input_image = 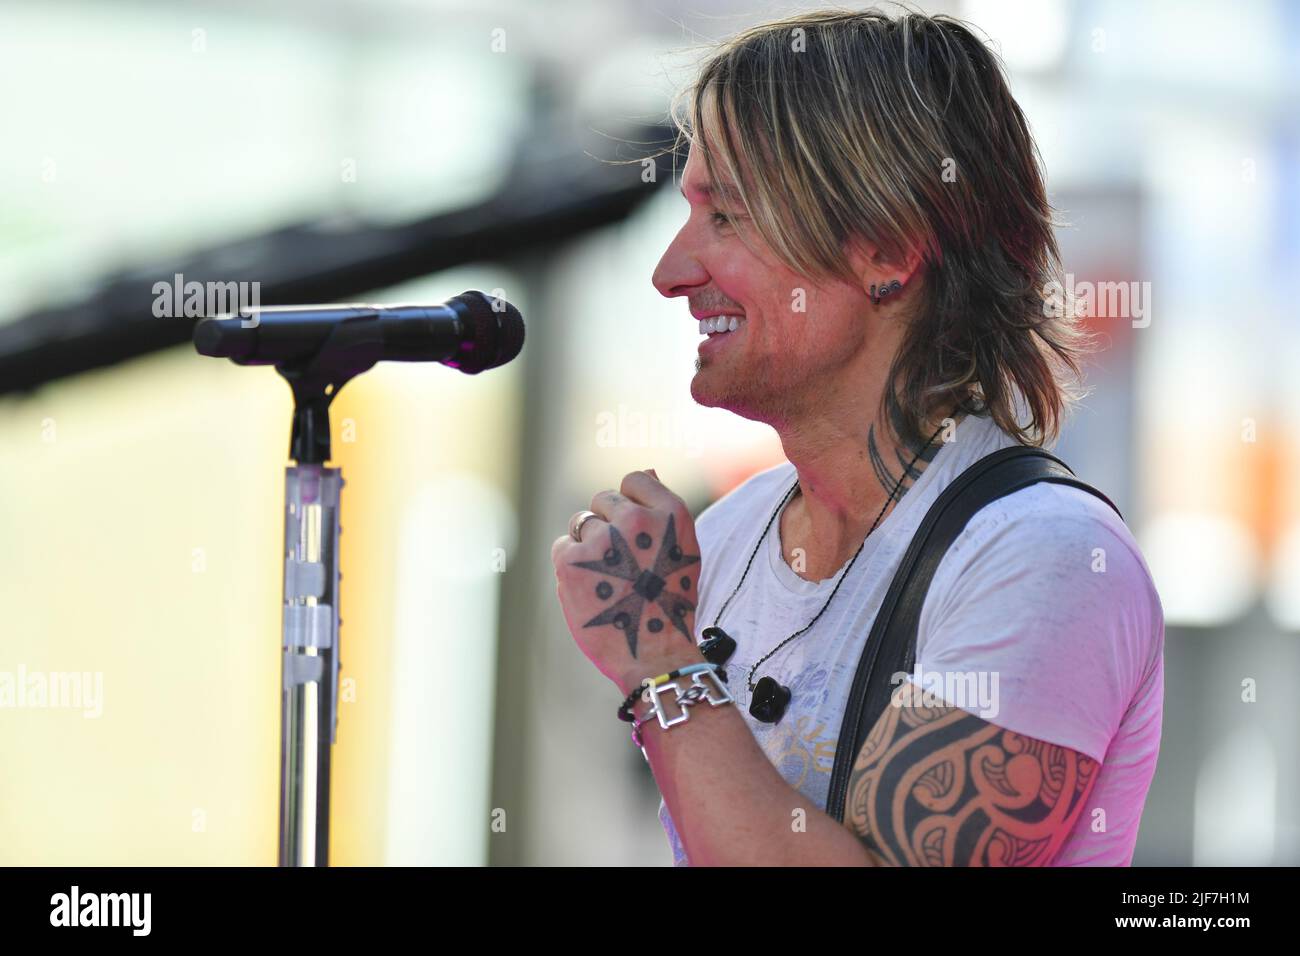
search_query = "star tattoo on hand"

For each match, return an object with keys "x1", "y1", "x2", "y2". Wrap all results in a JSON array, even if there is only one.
[{"x1": 569, "y1": 513, "x2": 700, "y2": 657}]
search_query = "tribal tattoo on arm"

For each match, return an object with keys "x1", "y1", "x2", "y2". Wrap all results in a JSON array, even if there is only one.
[
  {"x1": 846, "y1": 680, "x2": 1101, "y2": 866},
  {"x1": 568, "y1": 514, "x2": 700, "y2": 658}
]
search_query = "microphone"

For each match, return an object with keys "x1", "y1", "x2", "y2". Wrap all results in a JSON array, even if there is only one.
[{"x1": 192, "y1": 290, "x2": 524, "y2": 375}]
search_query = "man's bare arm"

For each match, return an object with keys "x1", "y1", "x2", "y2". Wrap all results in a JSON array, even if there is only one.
[{"x1": 846, "y1": 680, "x2": 1101, "y2": 866}]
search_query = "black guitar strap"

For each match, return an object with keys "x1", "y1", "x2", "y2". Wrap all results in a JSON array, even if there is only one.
[{"x1": 823, "y1": 444, "x2": 1125, "y2": 823}]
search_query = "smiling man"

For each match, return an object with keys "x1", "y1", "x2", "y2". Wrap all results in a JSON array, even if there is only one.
[{"x1": 551, "y1": 7, "x2": 1164, "y2": 866}]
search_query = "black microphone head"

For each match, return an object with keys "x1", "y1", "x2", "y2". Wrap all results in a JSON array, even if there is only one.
[{"x1": 446, "y1": 291, "x2": 525, "y2": 374}]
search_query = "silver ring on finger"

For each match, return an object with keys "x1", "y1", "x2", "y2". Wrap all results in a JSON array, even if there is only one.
[{"x1": 569, "y1": 510, "x2": 600, "y2": 542}]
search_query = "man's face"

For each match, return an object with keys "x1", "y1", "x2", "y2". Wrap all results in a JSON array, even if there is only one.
[{"x1": 651, "y1": 143, "x2": 881, "y2": 428}]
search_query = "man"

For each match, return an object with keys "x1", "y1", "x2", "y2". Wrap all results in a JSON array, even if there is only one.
[{"x1": 551, "y1": 8, "x2": 1163, "y2": 866}]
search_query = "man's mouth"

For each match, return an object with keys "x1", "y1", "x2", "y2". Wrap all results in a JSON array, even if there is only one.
[
  {"x1": 697, "y1": 315, "x2": 746, "y2": 359},
  {"x1": 698, "y1": 315, "x2": 747, "y2": 337}
]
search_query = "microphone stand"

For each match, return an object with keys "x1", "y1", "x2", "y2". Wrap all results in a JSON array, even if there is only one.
[
  {"x1": 192, "y1": 290, "x2": 524, "y2": 866},
  {"x1": 275, "y1": 355, "x2": 360, "y2": 867}
]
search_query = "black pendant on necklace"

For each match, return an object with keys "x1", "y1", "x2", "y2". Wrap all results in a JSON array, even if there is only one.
[
  {"x1": 699, "y1": 626, "x2": 737, "y2": 684},
  {"x1": 699, "y1": 626, "x2": 736, "y2": 659},
  {"x1": 749, "y1": 676, "x2": 792, "y2": 724},
  {"x1": 701, "y1": 625, "x2": 789, "y2": 720}
]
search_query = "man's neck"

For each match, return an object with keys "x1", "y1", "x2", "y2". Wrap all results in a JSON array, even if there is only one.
[{"x1": 777, "y1": 392, "x2": 969, "y2": 582}]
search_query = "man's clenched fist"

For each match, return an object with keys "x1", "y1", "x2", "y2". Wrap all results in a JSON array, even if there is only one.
[{"x1": 551, "y1": 469, "x2": 707, "y2": 696}]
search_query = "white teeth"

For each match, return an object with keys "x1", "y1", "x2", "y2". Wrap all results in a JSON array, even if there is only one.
[{"x1": 698, "y1": 315, "x2": 745, "y2": 335}]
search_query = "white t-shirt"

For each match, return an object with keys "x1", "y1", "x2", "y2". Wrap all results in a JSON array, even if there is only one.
[{"x1": 657, "y1": 411, "x2": 1165, "y2": 866}]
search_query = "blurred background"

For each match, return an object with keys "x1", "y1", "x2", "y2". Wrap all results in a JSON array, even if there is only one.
[{"x1": 0, "y1": 0, "x2": 1297, "y2": 865}]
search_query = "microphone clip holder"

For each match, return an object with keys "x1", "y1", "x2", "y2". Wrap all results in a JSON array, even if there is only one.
[{"x1": 277, "y1": 338, "x2": 380, "y2": 467}]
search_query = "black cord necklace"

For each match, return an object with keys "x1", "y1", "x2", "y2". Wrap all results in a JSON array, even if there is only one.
[{"x1": 698, "y1": 414, "x2": 953, "y2": 725}]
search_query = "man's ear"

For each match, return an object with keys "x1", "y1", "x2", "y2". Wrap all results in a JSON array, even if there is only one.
[
  {"x1": 844, "y1": 234, "x2": 924, "y2": 295},
  {"x1": 891, "y1": 245, "x2": 925, "y2": 287}
]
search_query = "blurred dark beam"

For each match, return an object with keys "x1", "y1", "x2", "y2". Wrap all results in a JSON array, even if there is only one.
[{"x1": 0, "y1": 121, "x2": 680, "y2": 396}]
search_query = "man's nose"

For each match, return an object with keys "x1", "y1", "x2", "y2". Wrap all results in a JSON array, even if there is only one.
[{"x1": 652, "y1": 226, "x2": 709, "y2": 300}]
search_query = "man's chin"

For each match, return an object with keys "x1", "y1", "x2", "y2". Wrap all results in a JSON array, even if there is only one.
[
  {"x1": 690, "y1": 368, "x2": 781, "y2": 425},
  {"x1": 689, "y1": 371, "x2": 742, "y2": 415},
  {"x1": 689, "y1": 369, "x2": 720, "y2": 408}
]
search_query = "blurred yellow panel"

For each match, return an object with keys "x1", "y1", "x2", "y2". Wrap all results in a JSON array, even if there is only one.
[{"x1": 0, "y1": 345, "x2": 285, "y2": 864}]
